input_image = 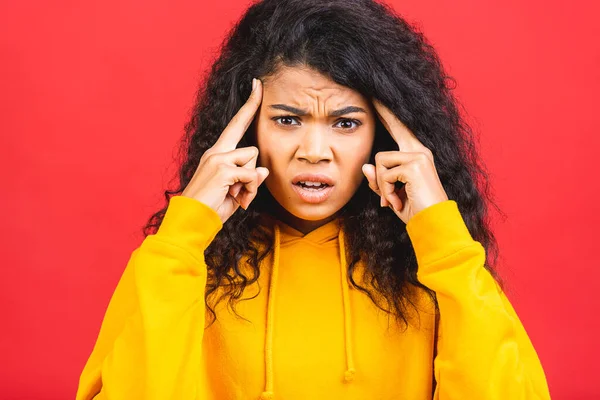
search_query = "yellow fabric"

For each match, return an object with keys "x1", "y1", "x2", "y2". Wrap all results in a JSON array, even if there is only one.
[{"x1": 76, "y1": 195, "x2": 550, "y2": 400}]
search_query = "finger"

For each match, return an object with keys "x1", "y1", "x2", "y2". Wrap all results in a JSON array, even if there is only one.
[
  {"x1": 393, "y1": 184, "x2": 407, "y2": 212},
  {"x1": 218, "y1": 145, "x2": 259, "y2": 205},
  {"x1": 213, "y1": 147, "x2": 259, "y2": 201},
  {"x1": 220, "y1": 164, "x2": 258, "y2": 190},
  {"x1": 247, "y1": 167, "x2": 270, "y2": 209},
  {"x1": 380, "y1": 165, "x2": 407, "y2": 211},
  {"x1": 374, "y1": 153, "x2": 392, "y2": 207},
  {"x1": 375, "y1": 151, "x2": 429, "y2": 207},
  {"x1": 361, "y1": 164, "x2": 382, "y2": 196},
  {"x1": 230, "y1": 193, "x2": 242, "y2": 207},
  {"x1": 213, "y1": 78, "x2": 263, "y2": 152},
  {"x1": 229, "y1": 182, "x2": 243, "y2": 198},
  {"x1": 372, "y1": 98, "x2": 427, "y2": 153},
  {"x1": 235, "y1": 170, "x2": 259, "y2": 209},
  {"x1": 235, "y1": 147, "x2": 259, "y2": 206},
  {"x1": 374, "y1": 150, "x2": 430, "y2": 169},
  {"x1": 238, "y1": 167, "x2": 269, "y2": 210},
  {"x1": 220, "y1": 165, "x2": 258, "y2": 210},
  {"x1": 215, "y1": 146, "x2": 259, "y2": 168}
]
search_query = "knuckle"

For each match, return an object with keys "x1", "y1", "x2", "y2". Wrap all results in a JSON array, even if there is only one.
[
  {"x1": 417, "y1": 151, "x2": 430, "y2": 162},
  {"x1": 382, "y1": 169, "x2": 392, "y2": 181},
  {"x1": 201, "y1": 149, "x2": 213, "y2": 161},
  {"x1": 229, "y1": 113, "x2": 241, "y2": 127},
  {"x1": 216, "y1": 163, "x2": 228, "y2": 174},
  {"x1": 246, "y1": 169, "x2": 257, "y2": 183},
  {"x1": 409, "y1": 162, "x2": 421, "y2": 174},
  {"x1": 205, "y1": 149, "x2": 221, "y2": 163}
]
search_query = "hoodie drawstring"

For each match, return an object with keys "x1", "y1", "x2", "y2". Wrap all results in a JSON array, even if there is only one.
[
  {"x1": 259, "y1": 224, "x2": 280, "y2": 400},
  {"x1": 259, "y1": 223, "x2": 354, "y2": 400},
  {"x1": 339, "y1": 227, "x2": 356, "y2": 383}
]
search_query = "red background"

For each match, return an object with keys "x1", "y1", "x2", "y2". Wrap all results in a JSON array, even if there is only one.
[{"x1": 1, "y1": 0, "x2": 598, "y2": 398}]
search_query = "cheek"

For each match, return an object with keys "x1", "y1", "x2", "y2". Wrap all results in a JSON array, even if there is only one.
[
  {"x1": 343, "y1": 135, "x2": 374, "y2": 165},
  {"x1": 256, "y1": 139, "x2": 287, "y2": 176},
  {"x1": 256, "y1": 122, "x2": 292, "y2": 169},
  {"x1": 341, "y1": 135, "x2": 374, "y2": 189},
  {"x1": 255, "y1": 121, "x2": 272, "y2": 165},
  {"x1": 360, "y1": 131, "x2": 376, "y2": 166}
]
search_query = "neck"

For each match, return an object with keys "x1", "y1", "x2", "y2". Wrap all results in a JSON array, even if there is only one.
[{"x1": 262, "y1": 189, "x2": 340, "y2": 235}]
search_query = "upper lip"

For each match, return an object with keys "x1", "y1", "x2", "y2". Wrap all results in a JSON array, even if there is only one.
[{"x1": 292, "y1": 173, "x2": 335, "y2": 186}]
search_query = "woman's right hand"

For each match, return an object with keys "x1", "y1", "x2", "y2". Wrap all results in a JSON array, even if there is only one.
[{"x1": 181, "y1": 78, "x2": 269, "y2": 224}]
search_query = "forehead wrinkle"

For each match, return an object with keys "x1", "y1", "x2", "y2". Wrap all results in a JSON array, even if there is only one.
[
  {"x1": 295, "y1": 88, "x2": 358, "y2": 116},
  {"x1": 263, "y1": 68, "x2": 367, "y2": 115}
]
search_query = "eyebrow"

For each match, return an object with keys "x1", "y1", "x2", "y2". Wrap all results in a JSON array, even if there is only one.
[{"x1": 268, "y1": 104, "x2": 367, "y2": 117}]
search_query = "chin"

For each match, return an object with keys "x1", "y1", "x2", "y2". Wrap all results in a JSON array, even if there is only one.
[{"x1": 285, "y1": 203, "x2": 340, "y2": 221}]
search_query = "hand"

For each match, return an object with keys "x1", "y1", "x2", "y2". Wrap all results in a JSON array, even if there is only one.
[
  {"x1": 362, "y1": 99, "x2": 449, "y2": 224},
  {"x1": 181, "y1": 78, "x2": 269, "y2": 224}
]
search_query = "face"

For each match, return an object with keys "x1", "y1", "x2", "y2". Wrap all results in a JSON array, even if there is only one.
[{"x1": 254, "y1": 65, "x2": 376, "y2": 232}]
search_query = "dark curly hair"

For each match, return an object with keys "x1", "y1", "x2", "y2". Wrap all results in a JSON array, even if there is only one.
[{"x1": 143, "y1": 0, "x2": 504, "y2": 330}]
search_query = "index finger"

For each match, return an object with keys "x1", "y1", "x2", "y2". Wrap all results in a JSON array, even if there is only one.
[
  {"x1": 213, "y1": 78, "x2": 263, "y2": 152},
  {"x1": 372, "y1": 98, "x2": 425, "y2": 152}
]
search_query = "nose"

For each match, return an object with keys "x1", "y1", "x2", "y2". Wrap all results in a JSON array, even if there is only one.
[{"x1": 295, "y1": 124, "x2": 333, "y2": 164}]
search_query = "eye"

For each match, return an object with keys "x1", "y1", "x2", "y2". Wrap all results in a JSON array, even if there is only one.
[
  {"x1": 272, "y1": 116, "x2": 301, "y2": 126},
  {"x1": 271, "y1": 116, "x2": 362, "y2": 131},
  {"x1": 334, "y1": 118, "x2": 362, "y2": 131}
]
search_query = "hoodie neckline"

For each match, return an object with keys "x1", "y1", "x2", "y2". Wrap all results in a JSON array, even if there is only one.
[{"x1": 258, "y1": 213, "x2": 342, "y2": 246}]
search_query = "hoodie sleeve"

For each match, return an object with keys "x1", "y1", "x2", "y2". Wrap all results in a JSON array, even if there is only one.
[
  {"x1": 76, "y1": 195, "x2": 223, "y2": 400},
  {"x1": 405, "y1": 200, "x2": 551, "y2": 400}
]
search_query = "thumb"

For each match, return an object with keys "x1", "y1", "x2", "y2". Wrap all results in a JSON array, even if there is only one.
[
  {"x1": 239, "y1": 167, "x2": 269, "y2": 210},
  {"x1": 256, "y1": 167, "x2": 269, "y2": 185},
  {"x1": 230, "y1": 182, "x2": 243, "y2": 198},
  {"x1": 362, "y1": 164, "x2": 379, "y2": 194}
]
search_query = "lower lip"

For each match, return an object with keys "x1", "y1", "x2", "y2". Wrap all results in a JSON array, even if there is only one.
[{"x1": 291, "y1": 183, "x2": 334, "y2": 204}]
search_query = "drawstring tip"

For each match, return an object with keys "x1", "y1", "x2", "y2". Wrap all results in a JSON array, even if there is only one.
[
  {"x1": 344, "y1": 368, "x2": 356, "y2": 383},
  {"x1": 259, "y1": 391, "x2": 274, "y2": 400}
]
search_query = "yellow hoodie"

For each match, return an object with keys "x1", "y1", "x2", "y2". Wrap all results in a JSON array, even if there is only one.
[{"x1": 76, "y1": 195, "x2": 550, "y2": 399}]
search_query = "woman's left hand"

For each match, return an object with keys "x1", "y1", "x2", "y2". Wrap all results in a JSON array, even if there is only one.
[{"x1": 362, "y1": 99, "x2": 449, "y2": 224}]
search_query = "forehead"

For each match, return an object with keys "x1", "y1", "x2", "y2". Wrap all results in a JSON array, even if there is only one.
[{"x1": 263, "y1": 65, "x2": 367, "y2": 106}]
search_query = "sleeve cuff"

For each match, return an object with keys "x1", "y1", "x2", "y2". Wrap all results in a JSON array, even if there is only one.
[
  {"x1": 405, "y1": 200, "x2": 476, "y2": 267},
  {"x1": 154, "y1": 195, "x2": 223, "y2": 261}
]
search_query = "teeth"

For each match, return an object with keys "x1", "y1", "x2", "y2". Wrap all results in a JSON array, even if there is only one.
[{"x1": 299, "y1": 181, "x2": 326, "y2": 187}]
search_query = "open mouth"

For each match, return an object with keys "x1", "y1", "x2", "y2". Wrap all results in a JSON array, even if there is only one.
[
  {"x1": 291, "y1": 181, "x2": 334, "y2": 203},
  {"x1": 294, "y1": 182, "x2": 331, "y2": 191}
]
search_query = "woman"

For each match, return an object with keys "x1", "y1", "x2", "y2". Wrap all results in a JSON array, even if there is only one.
[{"x1": 76, "y1": 0, "x2": 550, "y2": 399}]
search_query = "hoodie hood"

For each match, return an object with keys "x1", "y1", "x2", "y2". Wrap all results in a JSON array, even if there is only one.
[{"x1": 257, "y1": 214, "x2": 355, "y2": 399}]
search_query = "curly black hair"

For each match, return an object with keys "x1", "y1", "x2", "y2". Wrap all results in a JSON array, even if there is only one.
[{"x1": 143, "y1": 0, "x2": 504, "y2": 330}]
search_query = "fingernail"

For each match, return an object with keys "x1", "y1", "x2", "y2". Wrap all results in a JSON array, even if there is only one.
[{"x1": 252, "y1": 78, "x2": 257, "y2": 92}]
